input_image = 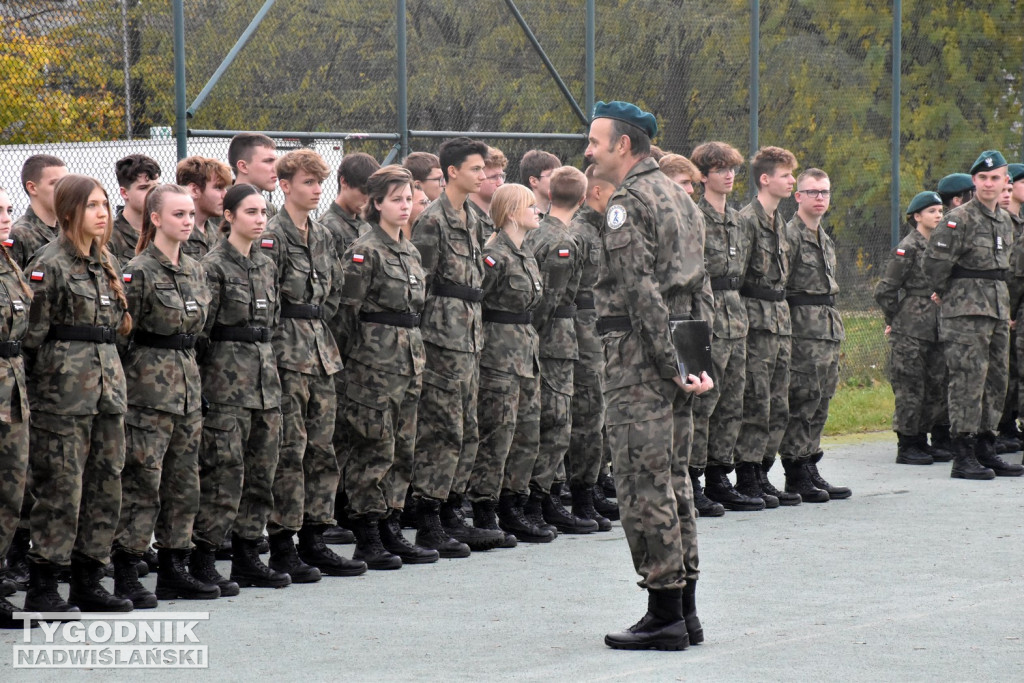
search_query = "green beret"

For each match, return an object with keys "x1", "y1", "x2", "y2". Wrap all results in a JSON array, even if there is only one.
[
  {"x1": 937, "y1": 173, "x2": 974, "y2": 196},
  {"x1": 592, "y1": 100, "x2": 658, "y2": 139},
  {"x1": 969, "y1": 149, "x2": 1007, "y2": 175},
  {"x1": 1009, "y1": 163, "x2": 1024, "y2": 183},
  {"x1": 906, "y1": 191, "x2": 942, "y2": 215}
]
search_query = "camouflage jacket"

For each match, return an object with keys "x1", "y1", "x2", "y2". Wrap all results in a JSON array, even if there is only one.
[
  {"x1": 596, "y1": 157, "x2": 708, "y2": 389},
  {"x1": 569, "y1": 205, "x2": 604, "y2": 367},
  {"x1": 410, "y1": 192, "x2": 485, "y2": 353},
  {"x1": 874, "y1": 229, "x2": 939, "y2": 342},
  {"x1": 1008, "y1": 211, "x2": 1024, "y2": 320},
  {"x1": 469, "y1": 200, "x2": 496, "y2": 242},
  {"x1": 199, "y1": 239, "x2": 281, "y2": 409},
  {"x1": 122, "y1": 244, "x2": 208, "y2": 415},
  {"x1": 181, "y1": 219, "x2": 223, "y2": 261},
  {"x1": 924, "y1": 198, "x2": 1013, "y2": 322},
  {"x1": 699, "y1": 196, "x2": 751, "y2": 340},
  {"x1": 8, "y1": 207, "x2": 58, "y2": 269},
  {"x1": 261, "y1": 209, "x2": 343, "y2": 376},
  {"x1": 480, "y1": 230, "x2": 543, "y2": 377},
  {"x1": 0, "y1": 250, "x2": 31, "y2": 423},
  {"x1": 108, "y1": 208, "x2": 141, "y2": 268},
  {"x1": 739, "y1": 197, "x2": 792, "y2": 335},
  {"x1": 334, "y1": 223, "x2": 426, "y2": 377},
  {"x1": 320, "y1": 201, "x2": 372, "y2": 259},
  {"x1": 23, "y1": 235, "x2": 128, "y2": 416},
  {"x1": 784, "y1": 215, "x2": 845, "y2": 342},
  {"x1": 525, "y1": 214, "x2": 581, "y2": 361}
]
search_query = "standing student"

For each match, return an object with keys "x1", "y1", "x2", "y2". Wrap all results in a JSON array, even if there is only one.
[
  {"x1": 937, "y1": 173, "x2": 974, "y2": 211},
  {"x1": 659, "y1": 154, "x2": 700, "y2": 197},
  {"x1": 8, "y1": 155, "x2": 68, "y2": 269},
  {"x1": 109, "y1": 155, "x2": 161, "y2": 267},
  {"x1": 520, "y1": 150, "x2": 560, "y2": 217},
  {"x1": 468, "y1": 146, "x2": 508, "y2": 241},
  {"x1": 403, "y1": 152, "x2": 445, "y2": 202},
  {"x1": 228, "y1": 133, "x2": 279, "y2": 217},
  {"x1": 1008, "y1": 165, "x2": 1024, "y2": 448},
  {"x1": 177, "y1": 157, "x2": 231, "y2": 260}
]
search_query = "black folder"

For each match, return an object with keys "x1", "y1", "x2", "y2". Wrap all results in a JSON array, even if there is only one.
[{"x1": 669, "y1": 319, "x2": 712, "y2": 379}]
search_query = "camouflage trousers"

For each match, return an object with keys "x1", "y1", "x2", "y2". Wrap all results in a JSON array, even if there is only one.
[
  {"x1": 412, "y1": 343, "x2": 479, "y2": 501},
  {"x1": 530, "y1": 359, "x2": 574, "y2": 493},
  {"x1": 940, "y1": 315, "x2": 1009, "y2": 435},
  {"x1": 567, "y1": 361, "x2": 605, "y2": 487},
  {"x1": 28, "y1": 412, "x2": 125, "y2": 566},
  {"x1": 606, "y1": 380, "x2": 698, "y2": 590},
  {"x1": 0, "y1": 416, "x2": 29, "y2": 557},
  {"x1": 886, "y1": 333, "x2": 947, "y2": 435},
  {"x1": 114, "y1": 406, "x2": 201, "y2": 554},
  {"x1": 470, "y1": 367, "x2": 540, "y2": 502},
  {"x1": 194, "y1": 404, "x2": 280, "y2": 546},
  {"x1": 1003, "y1": 327, "x2": 1018, "y2": 426},
  {"x1": 1016, "y1": 325, "x2": 1024, "y2": 418},
  {"x1": 340, "y1": 360, "x2": 421, "y2": 517},
  {"x1": 690, "y1": 335, "x2": 746, "y2": 469},
  {"x1": 736, "y1": 329, "x2": 791, "y2": 463},
  {"x1": 780, "y1": 339, "x2": 840, "y2": 459}
]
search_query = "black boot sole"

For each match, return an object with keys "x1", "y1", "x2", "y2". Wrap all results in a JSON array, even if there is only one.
[
  {"x1": 604, "y1": 629, "x2": 690, "y2": 651},
  {"x1": 117, "y1": 592, "x2": 158, "y2": 609},
  {"x1": 388, "y1": 550, "x2": 439, "y2": 564},
  {"x1": 896, "y1": 456, "x2": 934, "y2": 465},
  {"x1": 414, "y1": 534, "x2": 471, "y2": 558},
  {"x1": 707, "y1": 495, "x2": 766, "y2": 512},
  {"x1": 695, "y1": 504, "x2": 725, "y2": 517},
  {"x1": 951, "y1": 470, "x2": 996, "y2": 480},
  {"x1": 68, "y1": 597, "x2": 134, "y2": 612},
  {"x1": 154, "y1": 586, "x2": 220, "y2": 600},
  {"x1": 786, "y1": 489, "x2": 829, "y2": 503},
  {"x1": 231, "y1": 573, "x2": 291, "y2": 588}
]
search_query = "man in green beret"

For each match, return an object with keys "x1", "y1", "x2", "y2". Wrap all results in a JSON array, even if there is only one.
[
  {"x1": 937, "y1": 173, "x2": 975, "y2": 211},
  {"x1": 586, "y1": 100, "x2": 712, "y2": 651},
  {"x1": 924, "y1": 150, "x2": 1024, "y2": 479}
]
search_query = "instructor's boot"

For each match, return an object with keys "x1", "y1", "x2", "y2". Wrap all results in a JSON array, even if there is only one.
[
  {"x1": 682, "y1": 579, "x2": 704, "y2": 645},
  {"x1": 231, "y1": 533, "x2": 291, "y2": 588},
  {"x1": 189, "y1": 540, "x2": 240, "y2": 596},
  {"x1": 298, "y1": 523, "x2": 368, "y2": 576},
  {"x1": 896, "y1": 433, "x2": 933, "y2": 465},
  {"x1": 569, "y1": 482, "x2": 612, "y2": 531},
  {"x1": 734, "y1": 462, "x2": 779, "y2": 509},
  {"x1": 68, "y1": 557, "x2": 133, "y2": 612},
  {"x1": 439, "y1": 494, "x2": 505, "y2": 551},
  {"x1": 414, "y1": 498, "x2": 471, "y2": 558},
  {"x1": 497, "y1": 493, "x2": 555, "y2": 543},
  {"x1": 542, "y1": 483, "x2": 598, "y2": 534},
  {"x1": 762, "y1": 458, "x2": 802, "y2": 505},
  {"x1": 592, "y1": 483, "x2": 620, "y2": 520},
  {"x1": 782, "y1": 457, "x2": 829, "y2": 503},
  {"x1": 974, "y1": 432, "x2": 1024, "y2": 477},
  {"x1": 155, "y1": 549, "x2": 220, "y2": 600},
  {"x1": 687, "y1": 467, "x2": 725, "y2": 518},
  {"x1": 379, "y1": 510, "x2": 438, "y2": 564},
  {"x1": 703, "y1": 465, "x2": 765, "y2": 511},
  {"x1": 350, "y1": 516, "x2": 402, "y2": 570},
  {"x1": 604, "y1": 588, "x2": 689, "y2": 651},
  {"x1": 24, "y1": 561, "x2": 79, "y2": 616},
  {"x1": 112, "y1": 549, "x2": 157, "y2": 609},
  {"x1": 808, "y1": 451, "x2": 852, "y2": 498},
  {"x1": 950, "y1": 434, "x2": 996, "y2": 480},
  {"x1": 471, "y1": 499, "x2": 518, "y2": 547}
]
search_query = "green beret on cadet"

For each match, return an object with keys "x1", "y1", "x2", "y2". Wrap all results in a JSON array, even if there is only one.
[
  {"x1": 592, "y1": 100, "x2": 658, "y2": 139},
  {"x1": 937, "y1": 173, "x2": 974, "y2": 196},
  {"x1": 906, "y1": 191, "x2": 942, "y2": 216},
  {"x1": 1008, "y1": 163, "x2": 1024, "y2": 183},
  {"x1": 969, "y1": 149, "x2": 1007, "y2": 175}
]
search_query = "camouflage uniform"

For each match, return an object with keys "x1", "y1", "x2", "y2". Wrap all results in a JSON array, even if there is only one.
[
  {"x1": 108, "y1": 209, "x2": 141, "y2": 268},
  {"x1": 779, "y1": 216, "x2": 845, "y2": 459},
  {"x1": 567, "y1": 205, "x2": 606, "y2": 487},
  {"x1": 469, "y1": 201, "x2": 496, "y2": 242},
  {"x1": 690, "y1": 196, "x2": 752, "y2": 469},
  {"x1": 1010, "y1": 212, "x2": 1024, "y2": 417},
  {"x1": 1003, "y1": 211, "x2": 1024, "y2": 426},
  {"x1": 23, "y1": 236, "x2": 129, "y2": 566},
  {"x1": 596, "y1": 157, "x2": 702, "y2": 590},
  {"x1": 333, "y1": 225, "x2": 426, "y2": 517},
  {"x1": 114, "y1": 244, "x2": 208, "y2": 554},
  {"x1": 735, "y1": 198, "x2": 793, "y2": 464},
  {"x1": 261, "y1": 210, "x2": 344, "y2": 533},
  {"x1": 409, "y1": 193, "x2": 485, "y2": 502},
  {"x1": 0, "y1": 251, "x2": 31, "y2": 558},
  {"x1": 525, "y1": 215, "x2": 582, "y2": 492},
  {"x1": 874, "y1": 229, "x2": 947, "y2": 436},
  {"x1": 8, "y1": 207, "x2": 58, "y2": 269},
  {"x1": 925, "y1": 199, "x2": 1013, "y2": 434},
  {"x1": 469, "y1": 231, "x2": 543, "y2": 501},
  {"x1": 195, "y1": 239, "x2": 281, "y2": 546},
  {"x1": 320, "y1": 201, "x2": 372, "y2": 257},
  {"x1": 180, "y1": 219, "x2": 222, "y2": 260}
]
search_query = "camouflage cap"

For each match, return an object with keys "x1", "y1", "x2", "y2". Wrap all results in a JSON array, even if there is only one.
[
  {"x1": 906, "y1": 191, "x2": 942, "y2": 215},
  {"x1": 969, "y1": 149, "x2": 1007, "y2": 175},
  {"x1": 592, "y1": 101, "x2": 658, "y2": 139},
  {"x1": 937, "y1": 173, "x2": 974, "y2": 196},
  {"x1": 1008, "y1": 163, "x2": 1024, "y2": 183}
]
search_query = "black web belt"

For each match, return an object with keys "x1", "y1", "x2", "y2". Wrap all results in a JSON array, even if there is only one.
[
  {"x1": 949, "y1": 266, "x2": 1006, "y2": 281},
  {"x1": 0, "y1": 340, "x2": 22, "y2": 357},
  {"x1": 739, "y1": 283, "x2": 786, "y2": 301},
  {"x1": 133, "y1": 331, "x2": 198, "y2": 350},
  {"x1": 210, "y1": 325, "x2": 272, "y2": 343},
  {"x1": 359, "y1": 311, "x2": 421, "y2": 328},
  {"x1": 786, "y1": 293, "x2": 836, "y2": 307},
  {"x1": 552, "y1": 304, "x2": 577, "y2": 319},
  {"x1": 47, "y1": 324, "x2": 116, "y2": 344},
  {"x1": 482, "y1": 310, "x2": 533, "y2": 324},
  {"x1": 711, "y1": 276, "x2": 741, "y2": 291},
  {"x1": 280, "y1": 303, "x2": 322, "y2": 319},
  {"x1": 574, "y1": 292, "x2": 595, "y2": 310},
  {"x1": 597, "y1": 314, "x2": 690, "y2": 334},
  {"x1": 431, "y1": 282, "x2": 485, "y2": 302}
]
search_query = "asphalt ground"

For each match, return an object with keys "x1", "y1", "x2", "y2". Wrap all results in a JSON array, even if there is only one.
[{"x1": 3, "y1": 431, "x2": 1024, "y2": 682}]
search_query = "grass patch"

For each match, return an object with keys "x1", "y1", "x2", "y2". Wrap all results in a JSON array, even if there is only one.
[
  {"x1": 824, "y1": 379, "x2": 894, "y2": 436},
  {"x1": 839, "y1": 311, "x2": 887, "y2": 385}
]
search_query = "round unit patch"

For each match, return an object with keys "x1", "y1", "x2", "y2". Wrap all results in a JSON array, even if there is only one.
[{"x1": 607, "y1": 204, "x2": 627, "y2": 230}]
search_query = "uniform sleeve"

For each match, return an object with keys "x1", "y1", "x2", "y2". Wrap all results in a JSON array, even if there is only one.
[
  {"x1": 196, "y1": 262, "x2": 222, "y2": 363},
  {"x1": 529, "y1": 234, "x2": 560, "y2": 334},
  {"x1": 1009, "y1": 238, "x2": 1024, "y2": 316},
  {"x1": 120, "y1": 266, "x2": 144, "y2": 357},
  {"x1": 259, "y1": 230, "x2": 285, "y2": 285},
  {"x1": 693, "y1": 271, "x2": 715, "y2": 328},
  {"x1": 331, "y1": 245, "x2": 372, "y2": 358},
  {"x1": 410, "y1": 214, "x2": 442, "y2": 289},
  {"x1": 923, "y1": 222, "x2": 963, "y2": 294},
  {"x1": 322, "y1": 236, "x2": 344, "y2": 321},
  {"x1": 22, "y1": 256, "x2": 56, "y2": 352},
  {"x1": 481, "y1": 248, "x2": 505, "y2": 299},
  {"x1": 873, "y1": 246, "x2": 914, "y2": 325}
]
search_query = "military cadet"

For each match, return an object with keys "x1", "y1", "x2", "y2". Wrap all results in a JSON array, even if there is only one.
[
  {"x1": 23, "y1": 174, "x2": 133, "y2": 613},
  {"x1": 687, "y1": 142, "x2": 764, "y2": 513},
  {"x1": 937, "y1": 173, "x2": 974, "y2": 211},
  {"x1": 410, "y1": 137, "x2": 504, "y2": 556},
  {"x1": 112, "y1": 185, "x2": 220, "y2": 607},
  {"x1": 403, "y1": 151, "x2": 445, "y2": 202},
  {"x1": 924, "y1": 150, "x2": 1024, "y2": 479},
  {"x1": 0, "y1": 187, "x2": 33, "y2": 627},
  {"x1": 333, "y1": 166, "x2": 437, "y2": 568},
  {"x1": 261, "y1": 150, "x2": 365, "y2": 580},
  {"x1": 177, "y1": 157, "x2": 231, "y2": 260},
  {"x1": 467, "y1": 183, "x2": 552, "y2": 544},
  {"x1": 109, "y1": 155, "x2": 161, "y2": 267},
  {"x1": 521, "y1": 150, "x2": 560, "y2": 217},
  {"x1": 875, "y1": 191, "x2": 949, "y2": 465},
  {"x1": 735, "y1": 146, "x2": 802, "y2": 506},
  {"x1": 659, "y1": 154, "x2": 700, "y2": 197},
  {"x1": 227, "y1": 133, "x2": 279, "y2": 217},
  {"x1": 778, "y1": 170, "x2": 850, "y2": 501},
  {"x1": 996, "y1": 167, "x2": 1023, "y2": 453},
  {"x1": 8, "y1": 155, "x2": 68, "y2": 269},
  {"x1": 586, "y1": 101, "x2": 711, "y2": 651},
  {"x1": 468, "y1": 146, "x2": 507, "y2": 241},
  {"x1": 408, "y1": 184, "x2": 431, "y2": 238},
  {"x1": 1008, "y1": 164, "x2": 1024, "y2": 446},
  {"x1": 320, "y1": 152, "x2": 381, "y2": 256},
  {"x1": 195, "y1": 183, "x2": 289, "y2": 589}
]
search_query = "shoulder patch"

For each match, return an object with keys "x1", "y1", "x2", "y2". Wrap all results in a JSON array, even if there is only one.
[
  {"x1": 607, "y1": 205, "x2": 627, "y2": 230},
  {"x1": 946, "y1": 221, "x2": 957, "y2": 229},
  {"x1": 30, "y1": 270, "x2": 44, "y2": 282},
  {"x1": 352, "y1": 253, "x2": 365, "y2": 263},
  {"x1": 558, "y1": 248, "x2": 570, "y2": 258},
  {"x1": 123, "y1": 273, "x2": 133, "y2": 283},
  {"x1": 484, "y1": 255, "x2": 496, "y2": 267},
  {"x1": 895, "y1": 248, "x2": 906, "y2": 256},
  {"x1": 260, "y1": 238, "x2": 275, "y2": 249},
  {"x1": 2, "y1": 238, "x2": 13, "y2": 248}
]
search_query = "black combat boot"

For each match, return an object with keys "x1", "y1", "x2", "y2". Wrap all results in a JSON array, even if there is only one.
[
  {"x1": 349, "y1": 516, "x2": 401, "y2": 570},
  {"x1": 68, "y1": 557, "x2": 133, "y2": 612},
  {"x1": 896, "y1": 433, "x2": 933, "y2": 465},
  {"x1": 0, "y1": 569, "x2": 15, "y2": 598},
  {"x1": 414, "y1": 498, "x2": 471, "y2": 558},
  {"x1": 155, "y1": 549, "x2": 220, "y2": 600},
  {"x1": 950, "y1": 434, "x2": 996, "y2": 480},
  {"x1": 323, "y1": 491, "x2": 356, "y2": 544},
  {"x1": 570, "y1": 482, "x2": 612, "y2": 531},
  {"x1": 782, "y1": 457, "x2": 829, "y2": 503},
  {"x1": 807, "y1": 451, "x2": 852, "y2": 498},
  {"x1": 604, "y1": 588, "x2": 689, "y2": 651},
  {"x1": 524, "y1": 489, "x2": 559, "y2": 536},
  {"x1": 471, "y1": 499, "x2": 518, "y2": 547},
  {"x1": 542, "y1": 483, "x2": 598, "y2": 534},
  {"x1": 112, "y1": 549, "x2": 157, "y2": 609},
  {"x1": 216, "y1": 537, "x2": 233, "y2": 560},
  {"x1": 995, "y1": 420, "x2": 1023, "y2": 454},
  {"x1": 189, "y1": 540, "x2": 240, "y2": 596},
  {"x1": 5, "y1": 527, "x2": 30, "y2": 591},
  {"x1": 592, "y1": 483, "x2": 620, "y2": 520},
  {"x1": 761, "y1": 458, "x2": 801, "y2": 505},
  {"x1": 687, "y1": 467, "x2": 726, "y2": 517},
  {"x1": 439, "y1": 494, "x2": 505, "y2": 551},
  {"x1": 919, "y1": 433, "x2": 951, "y2": 463},
  {"x1": 141, "y1": 546, "x2": 159, "y2": 573},
  {"x1": 267, "y1": 531, "x2": 321, "y2": 583},
  {"x1": 24, "y1": 561, "x2": 79, "y2": 616},
  {"x1": 399, "y1": 491, "x2": 418, "y2": 529},
  {"x1": 929, "y1": 424, "x2": 954, "y2": 461},
  {"x1": 598, "y1": 471, "x2": 617, "y2": 498},
  {"x1": 231, "y1": 533, "x2": 291, "y2": 588},
  {"x1": 1, "y1": 594, "x2": 35, "y2": 629},
  {"x1": 703, "y1": 465, "x2": 765, "y2": 511},
  {"x1": 297, "y1": 523, "x2": 369, "y2": 576},
  {"x1": 974, "y1": 432, "x2": 1024, "y2": 477},
  {"x1": 497, "y1": 493, "x2": 555, "y2": 543},
  {"x1": 682, "y1": 580, "x2": 703, "y2": 645},
  {"x1": 734, "y1": 462, "x2": 779, "y2": 508},
  {"x1": 379, "y1": 510, "x2": 439, "y2": 564}
]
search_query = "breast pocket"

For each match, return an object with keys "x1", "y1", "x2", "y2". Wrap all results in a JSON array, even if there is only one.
[
  {"x1": 152, "y1": 284, "x2": 186, "y2": 330},
  {"x1": 66, "y1": 273, "x2": 98, "y2": 322},
  {"x1": 445, "y1": 231, "x2": 479, "y2": 284},
  {"x1": 282, "y1": 249, "x2": 313, "y2": 301},
  {"x1": 379, "y1": 258, "x2": 412, "y2": 310}
]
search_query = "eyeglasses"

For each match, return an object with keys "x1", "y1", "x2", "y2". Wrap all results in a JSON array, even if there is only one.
[
  {"x1": 529, "y1": 204, "x2": 540, "y2": 213},
  {"x1": 797, "y1": 189, "x2": 832, "y2": 199},
  {"x1": 424, "y1": 175, "x2": 446, "y2": 186},
  {"x1": 416, "y1": 199, "x2": 431, "y2": 207},
  {"x1": 485, "y1": 172, "x2": 506, "y2": 183}
]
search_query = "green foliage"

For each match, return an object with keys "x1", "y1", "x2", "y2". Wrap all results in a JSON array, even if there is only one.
[{"x1": 824, "y1": 380, "x2": 894, "y2": 436}]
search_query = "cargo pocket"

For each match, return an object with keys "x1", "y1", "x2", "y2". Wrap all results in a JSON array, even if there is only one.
[
  {"x1": 605, "y1": 399, "x2": 672, "y2": 474},
  {"x1": 29, "y1": 411, "x2": 77, "y2": 480},
  {"x1": 419, "y1": 369, "x2": 461, "y2": 448},
  {"x1": 344, "y1": 381, "x2": 391, "y2": 442},
  {"x1": 478, "y1": 370, "x2": 515, "y2": 426},
  {"x1": 199, "y1": 411, "x2": 241, "y2": 501}
]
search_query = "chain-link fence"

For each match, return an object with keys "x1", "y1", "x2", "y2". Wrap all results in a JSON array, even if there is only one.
[{"x1": 3, "y1": 0, "x2": 1024, "y2": 387}]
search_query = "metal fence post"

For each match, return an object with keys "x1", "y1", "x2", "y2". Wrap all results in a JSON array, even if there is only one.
[
  {"x1": 749, "y1": 0, "x2": 759, "y2": 195},
  {"x1": 398, "y1": 0, "x2": 408, "y2": 158},
  {"x1": 891, "y1": 0, "x2": 902, "y2": 248},
  {"x1": 173, "y1": 0, "x2": 187, "y2": 160},
  {"x1": 585, "y1": 0, "x2": 595, "y2": 122}
]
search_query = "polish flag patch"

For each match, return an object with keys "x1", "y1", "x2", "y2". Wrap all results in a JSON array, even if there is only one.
[
  {"x1": 946, "y1": 221, "x2": 957, "y2": 229},
  {"x1": 895, "y1": 248, "x2": 906, "y2": 256},
  {"x1": 558, "y1": 248, "x2": 570, "y2": 258},
  {"x1": 352, "y1": 254, "x2": 365, "y2": 263},
  {"x1": 123, "y1": 273, "x2": 133, "y2": 283},
  {"x1": 484, "y1": 255, "x2": 496, "y2": 267},
  {"x1": 260, "y1": 238, "x2": 274, "y2": 248},
  {"x1": 2, "y1": 238, "x2": 13, "y2": 248},
  {"x1": 30, "y1": 271, "x2": 44, "y2": 281}
]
